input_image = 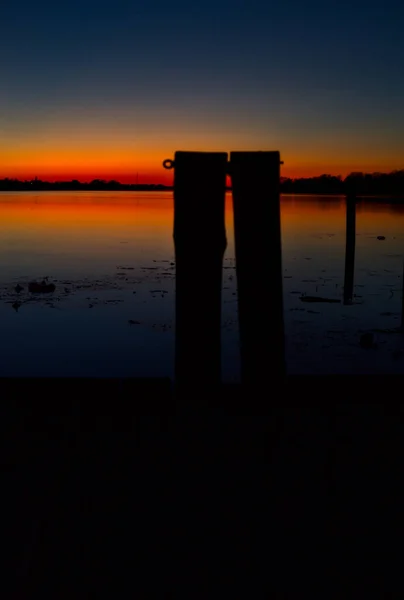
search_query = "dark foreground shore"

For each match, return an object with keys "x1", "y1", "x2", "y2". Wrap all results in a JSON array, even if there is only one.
[{"x1": 2, "y1": 376, "x2": 403, "y2": 593}]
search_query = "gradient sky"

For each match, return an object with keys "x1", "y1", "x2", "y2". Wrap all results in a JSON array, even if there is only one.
[{"x1": 1, "y1": 0, "x2": 404, "y2": 183}]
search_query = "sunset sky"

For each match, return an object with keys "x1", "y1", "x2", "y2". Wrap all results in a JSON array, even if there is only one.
[{"x1": 1, "y1": 0, "x2": 404, "y2": 183}]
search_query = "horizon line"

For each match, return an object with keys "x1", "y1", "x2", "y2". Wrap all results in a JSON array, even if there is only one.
[{"x1": 1, "y1": 168, "x2": 404, "y2": 186}]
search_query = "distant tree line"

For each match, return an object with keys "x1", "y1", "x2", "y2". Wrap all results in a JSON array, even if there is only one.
[
  {"x1": 280, "y1": 174, "x2": 344, "y2": 194},
  {"x1": 0, "y1": 170, "x2": 403, "y2": 196},
  {"x1": 280, "y1": 170, "x2": 404, "y2": 196}
]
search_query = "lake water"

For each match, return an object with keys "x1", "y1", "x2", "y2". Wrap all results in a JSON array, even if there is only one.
[{"x1": 0, "y1": 191, "x2": 403, "y2": 378}]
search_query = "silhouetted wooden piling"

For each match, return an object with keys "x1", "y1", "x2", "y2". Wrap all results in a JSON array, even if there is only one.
[
  {"x1": 401, "y1": 259, "x2": 404, "y2": 333},
  {"x1": 343, "y1": 194, "x2": 356, "y2": 305},
  {"x1": 168, "y1": 151, "x2": 228, "y2": 391},
  {"x1": 230, "y1": 151, "x2": 285, "y2": 384}
]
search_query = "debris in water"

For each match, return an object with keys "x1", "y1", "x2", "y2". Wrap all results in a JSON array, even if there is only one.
[
  {"x1": 371, "y1": 328, "x2": 401, "y2": 334},
  {"x1": 299, "y1": 296, "x2": 340, "y2": 303},
  {"x1": 360, "y1": 333, "x2": 375, "y2": 349},
  {"x1": 29, "y1": 280, "x2": 56, "y2": 293},
  {"x1": 377, "y1": 236, "x2": 386, "y2": 240},
  {"x1": 128, "y1": 320, "x2": 141, "y2": 325}
]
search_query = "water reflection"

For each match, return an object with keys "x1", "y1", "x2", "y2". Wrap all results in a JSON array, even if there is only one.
[{"x1": 0, "y1": 191, "x2": 403, "y2": 377}]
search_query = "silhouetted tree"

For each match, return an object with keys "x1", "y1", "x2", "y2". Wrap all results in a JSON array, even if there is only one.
[{"x1": 0, "y1": 171, "x2": 402, "y2": 196}]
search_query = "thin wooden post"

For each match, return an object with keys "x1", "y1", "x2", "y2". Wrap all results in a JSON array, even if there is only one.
[
  {"x1": 401, "y1": 259, "x2": 404, "y2": 333},
  {"x1": 230, "y1": 151, "x2": 285, "y2": 385},
  {"x1": 343, "y1": 194, "x2": 356, "y2": 305},
  {"x1": 165, "y1": 151, "x2": 228, "y2": 391}
]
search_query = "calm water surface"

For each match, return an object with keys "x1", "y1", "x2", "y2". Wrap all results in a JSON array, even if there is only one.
[{"x1": 0, "y1": 191, "x2": 403, "y2": 377}]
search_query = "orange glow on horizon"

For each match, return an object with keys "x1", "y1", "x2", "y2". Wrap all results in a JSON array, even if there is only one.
[
  {"x1": 2, "y1": 102, "x2": 403, "y2": 185},
  {"x1": 2, "y1": 138, "x2": 403, "y2": 184}
]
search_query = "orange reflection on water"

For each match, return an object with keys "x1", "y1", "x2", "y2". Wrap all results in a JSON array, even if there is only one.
[
  {"x1": 280, "y1": 195, "x2": 404, "y2": 238},
  {"x1": 0, "y1": 193, "x2": 172, "y2": 227},
  {"x1": 0, "y1": 192, "x2": 235, "y2": 275},
  {"x1": 0, "y1": 191, "x2": 236, "y2": 236},
  {"x1": 1, "y1": 192, "x2": 403, "y2": 249}
]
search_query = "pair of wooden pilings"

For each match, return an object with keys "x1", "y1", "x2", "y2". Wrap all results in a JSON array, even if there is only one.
[{"x1": 163, "y1": 151, "x2": 285, "y2": 392}]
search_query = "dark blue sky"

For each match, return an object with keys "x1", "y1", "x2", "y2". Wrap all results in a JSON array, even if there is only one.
[{"x1": 1, "y1": 0, "x2": 404, "y2": 180}]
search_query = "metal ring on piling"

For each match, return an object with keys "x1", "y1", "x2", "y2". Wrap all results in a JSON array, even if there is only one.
[{"x1": 163, "y1": 159, "x2": 174, "y2": 170}]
